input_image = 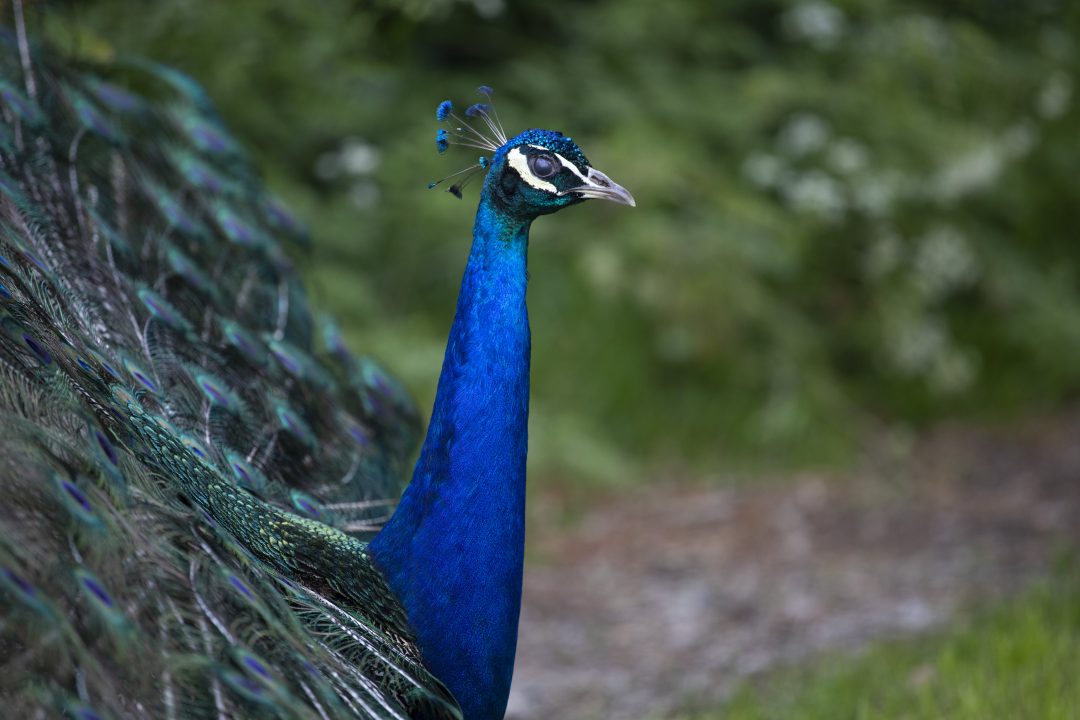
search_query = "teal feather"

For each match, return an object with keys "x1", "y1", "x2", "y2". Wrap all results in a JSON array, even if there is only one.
[
  {"x1": 166, "y1": 245, "x2": 216, "y2": 295},
  {"x1": 74, "y1": 568, "x2": 130, "y2": 634},
  {"x1": 169, "y1": 147, "x2": 236, "y2": 194},
  {"x1": 1, "y1": 566, "x2": 55, "y2": 617},
  {"x1": 0, "y1": 78, "x2": 44, "y2": 126},
  {"x1": 222, "y1": 319, "x2": 270, "y2": 366},
  {"x1": 227, "y1": 452, "x2": 270, "y2": 494},
  {"x1": 53, "y1": 473, "x2": 103, "y2": 527},
  {"x1": 81, "y1": 75, "x2": 146, "y2": 115},
  {"x1": 138, "y1": 287, "x2": 193, "y2": 333},
  {"x1": 0, "y1": 30, "x2": 458, "y2": 720},
  {"x1": 145, "y1": 180, "x2": 209, "y2": 239},
  {"x1": 262, "y1": 193, "x2": 309, "y2": 247},
  {"x1": 64, "y1": 87, "x2": 126, "y2": 145}
]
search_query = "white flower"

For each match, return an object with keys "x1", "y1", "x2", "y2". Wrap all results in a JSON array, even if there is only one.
[
  {"x1": 783, "y1": 1, "x2": 847, "y2": 50},
  {"x1": 826, "y1": 138, "x2": 869, "y2": 175},
  {"x1": 852, "y1": 172, "x2": 901, "y2": 217},
  {"x1": 339, "y1": 139, "x2": 381, "y2": 175},
  {"x1": 933, "y1": 144, "x2": 1002, "y2": 201},
  {"x1": 741, "y1": 152, "x2": 784, "y2": 188},
  {"x1": 912, "y1": 226, "x2": 979, "y2": 298},
  {"x1": 889, "y1": 317, "x2": 945, "y2": 375},
  {"x1": 782, "y1": 170, "x2": 846, "y2": 221},
  {"x1": 777, "y1": 112, "x2": 830, "y2": 157},
  {"x1": 314, "y1": 137, "x2": 381, "y2": 180}
]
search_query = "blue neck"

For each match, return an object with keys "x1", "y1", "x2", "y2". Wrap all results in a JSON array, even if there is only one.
[{"x1": 369, "y1": 199, "x2": 532, "y2": 720}]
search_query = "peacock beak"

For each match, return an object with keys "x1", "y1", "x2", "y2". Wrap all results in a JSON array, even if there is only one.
[{"x1": 571, "y1": 167, "x2": 636, "y2": 207}]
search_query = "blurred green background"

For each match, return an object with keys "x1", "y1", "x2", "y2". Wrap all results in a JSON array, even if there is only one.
[
  {"x1": 46, "y1": 0, "x2": 1080, "y2": 498},
  {"x1": 32, "y1": 1, "x2": 1080, "y2": 717}
]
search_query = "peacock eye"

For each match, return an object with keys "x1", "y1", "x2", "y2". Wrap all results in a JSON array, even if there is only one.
[{"x1": 528, "y1": 154, "x2": 558, "y2": 179}]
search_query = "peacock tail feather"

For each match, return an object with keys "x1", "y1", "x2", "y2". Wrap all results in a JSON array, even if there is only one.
[{"x1": 0, "y1": 25, "x2": 462, "y2": 720}]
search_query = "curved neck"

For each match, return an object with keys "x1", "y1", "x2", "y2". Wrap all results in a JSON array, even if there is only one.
[{"x1": 370, "y1": 200, "x2": 532, "y2": 720}]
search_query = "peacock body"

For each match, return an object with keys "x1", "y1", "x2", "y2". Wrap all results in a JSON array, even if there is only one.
[{"x1": 0, "y1": 12, "x2": 632, "y2": 720}]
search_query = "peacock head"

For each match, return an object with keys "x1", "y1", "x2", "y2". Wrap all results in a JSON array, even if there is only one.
[{"x1": 430, "y1": 87, "x2": 635, "y2": 219}]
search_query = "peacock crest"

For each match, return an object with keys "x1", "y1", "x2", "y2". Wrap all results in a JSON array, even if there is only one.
[{"x1": 429, "y1": 86, "x2": 504, "y2": 198}]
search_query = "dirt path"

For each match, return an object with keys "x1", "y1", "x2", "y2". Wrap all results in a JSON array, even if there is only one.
[{"x1": 506, "y1": 413, "x2": 1080, "y2": 719}]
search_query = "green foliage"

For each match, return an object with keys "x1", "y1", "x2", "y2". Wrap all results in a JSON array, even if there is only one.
[
  {"x1": 687, "y1": 563, "x2": 1080, "y2": 719},
  {"x1": 45, "y1": 0, "x2": 1080, "y2": 485}
]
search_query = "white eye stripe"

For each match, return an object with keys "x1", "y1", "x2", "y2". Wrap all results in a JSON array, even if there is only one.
[
  {"x1": 554, "y1": 153, "x2": 589, "y2": 183},
  {"x1": 507, "y1": 147, "x2": 557, "y2": 192},
  {"x1": 509, "y1": 145, "x2": 595, "y2": 195}
]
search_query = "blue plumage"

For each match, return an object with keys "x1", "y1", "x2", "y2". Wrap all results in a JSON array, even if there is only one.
[
  {"x1": 370, "y1": 97, "x2": 635, "y2": 719},
  {"x1": 370, "y1": 199, "x2": 533, "y2": 720}
]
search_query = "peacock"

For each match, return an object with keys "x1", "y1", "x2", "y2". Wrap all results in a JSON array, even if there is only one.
[{"x1": 0, "y1": 7, "x2": 634, "y2": 720}]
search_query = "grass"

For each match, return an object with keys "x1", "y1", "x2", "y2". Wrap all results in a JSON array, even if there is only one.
[{"x1": 678, "y1": 562, "x2": 1080, "y2": 720}]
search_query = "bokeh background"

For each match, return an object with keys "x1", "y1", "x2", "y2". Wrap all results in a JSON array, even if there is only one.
[{"x1": 42, "y1": 1, "x2": 1080, "y2": 718}]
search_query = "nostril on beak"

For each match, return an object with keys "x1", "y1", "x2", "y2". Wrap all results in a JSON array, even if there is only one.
[
  {"x1": 580, "y1": 167, "x2": 635, "y2": 206},
  {"x1": 587, "y1": 168, "x2": 613, "y2": 188}
]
